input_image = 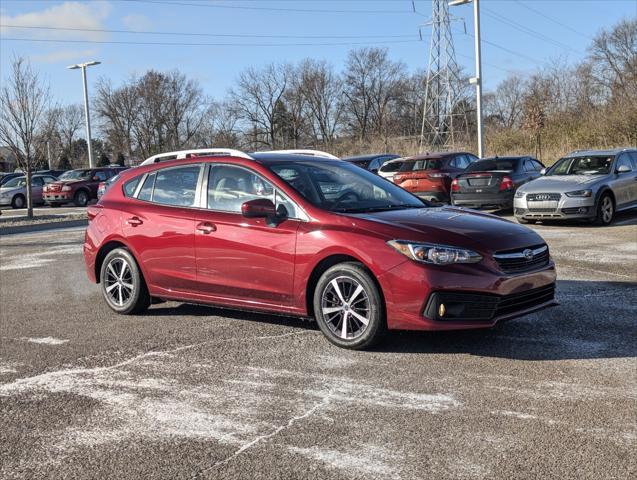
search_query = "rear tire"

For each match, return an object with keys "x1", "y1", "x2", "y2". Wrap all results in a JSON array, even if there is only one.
[
  {"x1": 11, "y1": 194, "x2": 25, "y2": 209},
  {"x1": 313, "y1": 262, "x2": 386, "y2": 350},
  {"x1": 74, "y1": 190, "x2": 89, "y2": 207},
  {"x1": 100, "y1": 248, "x2": 150, "y2": 315},
  {"x1": 593, "y1": 193, "x2": 614, "y2": 226}
]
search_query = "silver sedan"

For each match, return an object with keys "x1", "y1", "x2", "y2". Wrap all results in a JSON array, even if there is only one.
[
  {"x1": 0, "y1": 174, "x2": 58, "y2": 209},
  {"x1": 514, "y1": 148, "x2": 637, "y2": 225}
]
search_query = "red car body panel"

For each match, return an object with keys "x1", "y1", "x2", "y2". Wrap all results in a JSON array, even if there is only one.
[{"x1": 84, "y1": 155, "x2": 557, "y2": 331}]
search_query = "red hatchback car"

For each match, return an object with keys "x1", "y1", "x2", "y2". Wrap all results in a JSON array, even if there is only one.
[
  {"x1": 84, "y1": 151, "x2": 557, "y2": 349},
  {"x1": 392, "y1": 152, "x2": 479, "y2": 203}
]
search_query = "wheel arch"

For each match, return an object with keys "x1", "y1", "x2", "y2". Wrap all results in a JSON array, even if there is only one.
[
  {"x1": 595, "y1": 186, "x2": 615, "y2": 208},
  {"x1": 305, "y1": 253, "x2": 386, "y2": 319},
  {"x1": 94, "y1": 239, "x2": 146, "y2": 285}
]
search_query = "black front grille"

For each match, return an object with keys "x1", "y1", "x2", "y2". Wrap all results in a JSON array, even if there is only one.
[
  {"x1": 527, "y1": 207, "x2": 557, "y2": 213},
  {"x1": 527, "y1": 193, "x2": 561, "y2": 201},
  {"x1": 424, "y1": 284, "x2": 556, "y2": 322},
  {"x1": 494, "y1": 244, "x2": 550, "y2": 274}
]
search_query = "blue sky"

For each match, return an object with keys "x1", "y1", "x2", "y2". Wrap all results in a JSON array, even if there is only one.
[{"x1": 1, "y1": 0, "x2": 636, "y2": 105}]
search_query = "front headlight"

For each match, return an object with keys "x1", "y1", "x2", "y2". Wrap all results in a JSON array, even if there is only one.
[
  {"x1": 565, "y1": 189, "x2": 592, "y2": 198},
  {"x1": 387, "y1": 240, "x2": 482, "y2": 265},
  {"x1": 61, "y1": 185, "x2": 72, "y2": 192},
  {"x1": 514, "y1": 190, "x2": 526, "y2": 198}
]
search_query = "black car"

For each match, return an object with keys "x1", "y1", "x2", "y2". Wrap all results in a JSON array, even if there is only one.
[
  {"x1": 342, "y1": 154, "x2": 400, "y2": 173},
  {"x1": 0, "y1": 172, "x2": 23, "y2": 187},
  {"x1": 451, "y1": 156, "x2": 544, "y2": 210}
]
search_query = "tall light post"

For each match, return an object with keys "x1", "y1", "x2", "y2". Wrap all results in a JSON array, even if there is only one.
[
  {"x1": 67, "y1": 61, "x2": 100, "y2": 168},
  {"x1": 449, "y1": 0, "x2": 483, "y2": 158}
]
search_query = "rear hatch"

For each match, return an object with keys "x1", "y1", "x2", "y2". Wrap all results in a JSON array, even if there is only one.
[
  {"x1": 454, "y1": 171, "x2": 511, "y2": 194},
  {"x1": 393, "y1": 158, "x2": 449, "y2": 193}
]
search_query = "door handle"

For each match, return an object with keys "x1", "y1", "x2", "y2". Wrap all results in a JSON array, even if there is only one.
[
  {"x1": 126, "y1": 216, "x2": 143, "y2": 226},
  {"x1": 196, "y1": 222, "x2": 216, "y2": 234}
]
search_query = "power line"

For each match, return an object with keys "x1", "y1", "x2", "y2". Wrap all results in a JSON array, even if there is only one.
[
  {"x1": 455, "y1": 28, "x2": 545, "y2": 65},
  {"x1": 1, "y1": 37, "x2": 423, "y2": 47},
  {"x1": 0, "y1": 24, "x2": 416, "y2": 40},
  {"x1": 512, "y1": 0, "x2": 593, "y2": 40},
  {"x1": 481, "y1": 6, "x2": 584, "y2": 54},
  {"x1": 124, "y1": 0, "x2": 413, "y2": 14}
]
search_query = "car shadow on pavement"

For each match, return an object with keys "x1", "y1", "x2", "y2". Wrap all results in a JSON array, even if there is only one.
[
  {"x1": 146, "y1": 302, "x2": 318, "y2": 332},
  {"x1": 375, "y1": 280, "x2": 637, "y2": 361}
]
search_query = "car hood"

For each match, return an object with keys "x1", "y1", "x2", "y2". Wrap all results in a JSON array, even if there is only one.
[
  {"x1": 351, "y1": 206, "x2": 544, "y2": 253},
  {"x1": 48, "y1": 179, "x2": 86, "y2": 186},
  {"x1": 0, "y1": 186, "x2": 22, "y2": 195},
  {"x1": 520, "y1": 175, "x2": 604, "y2": 193}
]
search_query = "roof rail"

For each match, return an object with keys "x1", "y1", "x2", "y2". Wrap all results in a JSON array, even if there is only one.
[
  {"x1": 140, "y1": 148, "x2": 253, "y2": 166},
  {"x1": 258, "y1": 149, "x2": 340, "y2": 160}
]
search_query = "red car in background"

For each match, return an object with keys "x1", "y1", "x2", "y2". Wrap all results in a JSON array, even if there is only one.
[
  {"x1": 392, "y1": 152, "x2": 479, "y2": 203},
  {"x1": 44, "y1": 167, "x2": 127, "y2": 207},
  {"x1": 84, "y1": 150, "x2": 557, "y2": 350}
]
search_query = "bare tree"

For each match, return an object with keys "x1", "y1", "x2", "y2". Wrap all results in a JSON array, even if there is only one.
[
  {"x1": 299, "y1": 59, "x2": 343, "y2": 146},
  {"x1": 95, "y1": 78, "x2": 138, "y2": 161},
  {"x1": 231, "y1": 63, "x2": 289, "y2": 149},
  {"x1": 0, "y1": 57, "x2": 51, "y2": 217},
  {"x1": 488, "y1": 75, "x2": 526, "y2": 129}
]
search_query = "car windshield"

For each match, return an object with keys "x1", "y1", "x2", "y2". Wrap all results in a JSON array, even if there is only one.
[
  {"x1": 268, "y1": 161, "x2": 426, "y2": 213},
  {"x1": 548, "y1": 156, "x2": 613, "y2": 176},
  {"x1": 2, "y1": 177, "x2": 25, "y2": 188},
  {"x1": 466, "y1": 159, "x2": 517, "y2": 172},
  {"x1": 399, "y1": 158, "x2": 441, "y2": 172},
  {"x1": 60, "y1": 169, "x2": 92, "y2": 180}
]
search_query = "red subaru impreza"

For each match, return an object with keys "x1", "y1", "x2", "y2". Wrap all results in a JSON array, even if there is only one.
[{"x1": 84, "y1": 151, "x2": 557, "y2": 349}]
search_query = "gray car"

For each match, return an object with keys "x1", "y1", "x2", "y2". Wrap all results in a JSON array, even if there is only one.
[
  {"x1": 0, "y1": 174, "x2": 58, "y2": 209},
  {"x1": 514, "y1": 148, "x2": 637, "y2": 225}
]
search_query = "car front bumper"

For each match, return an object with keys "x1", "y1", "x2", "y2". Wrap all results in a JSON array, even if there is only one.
[
  {"x1": 451, "y1": 191, "x2": 514, "y2": 209},
  {"x1": 43, "y1": 193, "x2": 71, "y2": 203},
  {"x1": 0, "y1": 197, "x2": 13, "y2": 206},
  {"x1": 514, "y1": 195, "x2": 595, "y2": 220},
  {"x1": 378, "y1": 258, "x2": 557, "y2": 331}
]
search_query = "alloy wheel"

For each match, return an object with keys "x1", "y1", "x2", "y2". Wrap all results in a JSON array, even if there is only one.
[
  {"x1": 104, "y1": 257, "x2": 134, "y2": 307},
  {"x1": 601, "y1": 196, "x2": 613, "y2": 224},
  {"x1": 320, "y1": 276, "x2": 370, "y2": 340}
]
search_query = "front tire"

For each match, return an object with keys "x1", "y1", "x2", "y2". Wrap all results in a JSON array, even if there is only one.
[
  {"x1": 313, "y1": 262, "x2": 386, "y2": 350},
  {"x1": 74, "y1": 190, "x2": 89, "y2": 207},
  {"x1": 100, "y1": 248, "x2": 150, "y2": 315},
  {"x1": 593, "y1": 193, "x2": 614, "y2": 226}
]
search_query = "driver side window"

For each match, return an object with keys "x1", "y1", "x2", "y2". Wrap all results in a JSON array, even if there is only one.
[{"x1": 207, "y1": 165, "x2": 303, "y2": 219}]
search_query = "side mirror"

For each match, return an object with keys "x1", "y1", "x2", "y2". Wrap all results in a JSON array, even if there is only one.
[
  {"x1": 540, "y1": 168, "x2": 547, "y2": 175},
  {"x1": 241, "y1": 198, "x2": 276, "y2": 218},
  {"x1": 616, "y1": 165, "x2": 631, "y2": 174}
]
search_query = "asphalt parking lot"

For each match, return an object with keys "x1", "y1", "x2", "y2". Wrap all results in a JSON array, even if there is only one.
[{"x1": 1, "y1": 212, "x2": 636, "y2": 479}]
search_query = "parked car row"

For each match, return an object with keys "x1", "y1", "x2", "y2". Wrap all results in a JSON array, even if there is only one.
[{"x1": 345, "y1": 147, "x2": 637, "y2": 226}]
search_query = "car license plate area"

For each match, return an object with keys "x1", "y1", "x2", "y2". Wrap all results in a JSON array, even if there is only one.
[
  {"x1": 528, "y1": 200, "x2": 558, "y2": 211},
  {"x1": 467, "y1": 178, "x2": 490, "y2": 187}
]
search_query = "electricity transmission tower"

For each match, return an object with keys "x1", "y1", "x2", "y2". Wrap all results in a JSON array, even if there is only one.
[{"x1": 419, "y1": 0, "x2": 468, "y2": 152}]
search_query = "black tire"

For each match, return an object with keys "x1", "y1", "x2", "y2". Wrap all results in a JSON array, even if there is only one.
[
  {"x1": 49, "y1": 203, "x2": 61, "y2": 208},
  {"x1": 11, "y1": 194, "x2": 25, "y2": 209},
  {"x1": 313, "y1": 262, "x2": 386, "y2": 350},
  {"x1": 74, "y1": 190, "x2": 89, "y2": 207},
  {"x1": 593, "y1": 193, "x2": 614, "y2": 226},
  {"x1": 100, "y1": 248, "x2": 150, "y2": 315}
]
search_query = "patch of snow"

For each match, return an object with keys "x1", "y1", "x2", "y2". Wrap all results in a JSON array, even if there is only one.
[{"x1": 21, "y1": 337, "x2": 69, "y2": 346}]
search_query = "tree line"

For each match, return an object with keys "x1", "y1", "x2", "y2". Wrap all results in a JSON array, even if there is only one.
[{"x1": 0, "y1": 18, "x2": 634, "y2": 216}]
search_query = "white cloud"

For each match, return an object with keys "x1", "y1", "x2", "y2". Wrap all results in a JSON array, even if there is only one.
[
  {"x1": 31, "y1": 49, "x2": 99, "y2": 64},
  {"x1": 0, "y1": 1, "x2": 112, "y2": 41},
  {"x1": 122, "y1": 13, "x2": 152, "y2": 31}
]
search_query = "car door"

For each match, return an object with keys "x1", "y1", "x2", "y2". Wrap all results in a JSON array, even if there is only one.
[
  {"x1": 610, "y1": 154, "x2": 635, "y2": 208},
  {"x1": 193, "y1": 164, "x2": 301, "y2": 309},
  {"x1": 30, "y1": 176, "x2": 44, "y2": 202},
  {"x1": 122, "y1": 165, "x2": 201, "y2": 293},
  {"x1": 626, "y1": 152, "x2": 637, "y2": 206}
]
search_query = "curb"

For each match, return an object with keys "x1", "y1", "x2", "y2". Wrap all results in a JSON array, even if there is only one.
[{"x1": 0, "y1": 219, "x2": 88, "y2": 236}]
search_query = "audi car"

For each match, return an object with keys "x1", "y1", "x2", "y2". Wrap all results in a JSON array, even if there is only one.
[
  {"x1": 84, "y1": 150, "x2": 557, "y2": 350},
  {"x1": 514, "y1": 148, "x2": 637, "y2": 225}
]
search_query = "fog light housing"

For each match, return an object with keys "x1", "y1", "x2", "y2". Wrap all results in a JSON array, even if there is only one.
[{"x1": 438, "y1": 303, "x2": 446, "y2": 317}]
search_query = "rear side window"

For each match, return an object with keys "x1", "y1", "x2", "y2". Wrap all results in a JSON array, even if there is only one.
[
  {"x1": 138, "y1": 173, "x2": 156, "y2": 202},
  {"x1": 123, "y1": 176, "x2": 141, "y2": 197},
  {"x1": 380, "y1": 161, "x2": 403, "y2": 173},
  {"x1": 400, "y1": 159, "x2": 441, "y2": 172},
  {"x1": 152, "y1": 166, "x2": 201, "y2": 206}
]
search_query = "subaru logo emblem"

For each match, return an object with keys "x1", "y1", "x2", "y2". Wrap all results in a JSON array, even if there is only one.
[{"x1": 523, "y1": 249, "x2": 534, "y2": 261}]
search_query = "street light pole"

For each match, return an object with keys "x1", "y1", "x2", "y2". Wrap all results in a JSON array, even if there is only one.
[
  {"x1": 67, "y1": 61, "x2": 100, "y2": 168},
  {"x1": 449, "y1": 0, "x2": 484, "y2": 157}
]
